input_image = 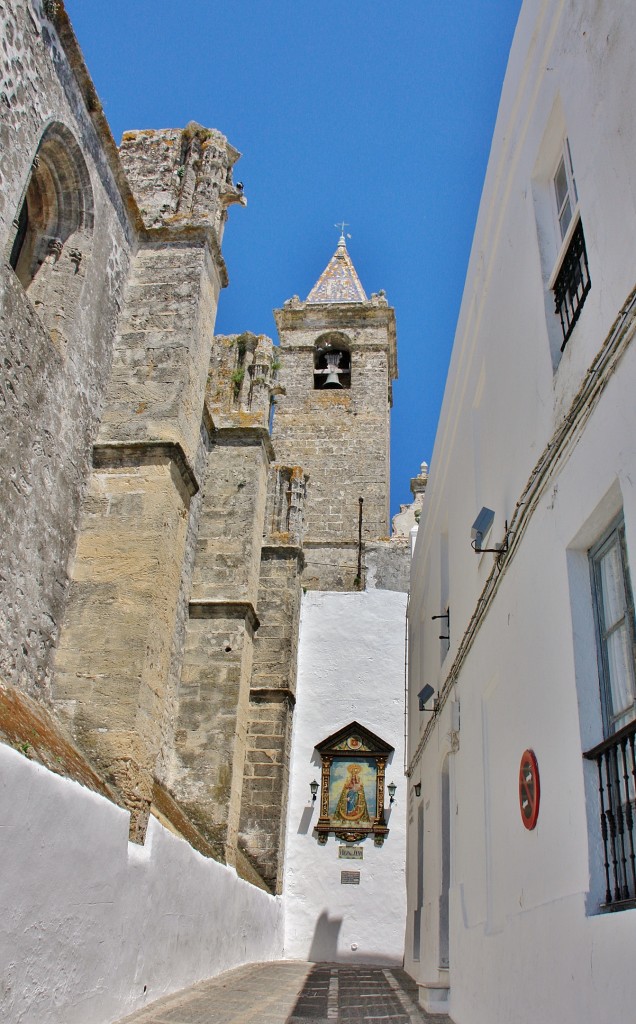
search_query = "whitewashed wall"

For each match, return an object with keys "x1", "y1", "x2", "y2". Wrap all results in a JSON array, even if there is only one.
[
  {"x1": 283, "y1": 589, "x2": 407, "y2": 965},
  {"x1": 1, "y1": 744, "x2": 283, "y2": 1024},
  {"x1": 405, "y1": 0, "x2": 636, "y2": 1021}
]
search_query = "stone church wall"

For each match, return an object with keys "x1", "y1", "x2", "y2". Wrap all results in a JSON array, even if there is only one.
[{"x1": 0, "y1": 0, "x2": 135, "y2": 699}]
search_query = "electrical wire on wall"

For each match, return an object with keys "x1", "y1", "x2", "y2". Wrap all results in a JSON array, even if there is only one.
[
  {"x1": 404, "y1": 592, "x2": 410, "y2": 776},
  {"x1": 407, "y1": 281, "x2": 636, "y2": 778}
]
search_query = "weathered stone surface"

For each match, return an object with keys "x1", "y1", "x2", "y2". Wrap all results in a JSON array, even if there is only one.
[
  {"x1": 0, "y1": 680, "x2": 119, "y2": 801},
  {"x1": 119, "y1": 123, "x2": 245, "y2": 242},
  {"x1": 239, "y1": 545, "x2": 303, "y2": 891},
  {"x1": 53, "y1": 458, "x2": 192, "y2": 839},
  {"x1": 272, "y1": 292, "x2": 397, "y2": 590},
  {"x1": 97, "y1": 240, "x2": 222, "y2": 469},
  {"x1": 167, "y1": 426, "x2": 271, "y2": 860},
  {"x1": 0, "y1": 0, "x2": 133, "y2": 699},
  {"x1": 365, "y1": 539, "x2": 411, "y2": 593},
  {"x1": 207, "y1": 332, "x2": 275, "y2": 429}
]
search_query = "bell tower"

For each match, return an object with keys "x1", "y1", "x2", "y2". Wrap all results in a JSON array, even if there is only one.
[{"x1": 272, "y1": 234, "x2": 397, "y2": 590}]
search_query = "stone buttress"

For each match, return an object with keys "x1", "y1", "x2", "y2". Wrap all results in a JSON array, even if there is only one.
[
  {"x1": 238, "y1": 462, "x2": 308, "y2": 891},
  {"x1": 164, "y1": 332, "x2": 278, "y2": 870},
  {"x1": 52, "y1": 124, "x2": 247, "y2": 843}
]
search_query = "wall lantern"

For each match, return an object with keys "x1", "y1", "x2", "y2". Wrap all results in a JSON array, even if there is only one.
[
  {"x1": 388, "y1": 781, "x2": 397, "y2": 805},
  {"x1": 471, "y1": 507, "x2": 510, "y2": 555},
  {"x1": 418, "y1": 684, "x2": 435, "y2": 711},
  {"x1": 310, "y1": 779, "x2": 319, "y2": 803},
  {"x1": 471, "y1": 507, "x2": 495, "y2": 552},
  {"x1": 414, "y1": 782, "x2": 422, "y2": 797}
]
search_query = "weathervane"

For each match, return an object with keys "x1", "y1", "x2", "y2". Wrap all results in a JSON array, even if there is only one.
[{"x1": 335, "y1": 221, "x2": 352, "y2": 243}]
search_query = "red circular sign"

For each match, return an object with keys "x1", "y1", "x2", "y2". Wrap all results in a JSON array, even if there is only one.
[{"x1": 519, "y1": 749, "x2": 540, "y2": 830}]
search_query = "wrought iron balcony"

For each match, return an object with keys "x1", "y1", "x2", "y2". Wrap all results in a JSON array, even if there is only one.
[
  {"x1": 584, "y1": 717, "x2": 636, "y2": 908},
  {"x1": 553, "y1": 218, "x2": 591, "y2": 349}
]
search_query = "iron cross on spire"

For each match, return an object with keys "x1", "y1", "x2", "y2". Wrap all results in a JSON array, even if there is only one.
[{"x1": 335, "y1": 222, "x2": 351, "y2": 243}]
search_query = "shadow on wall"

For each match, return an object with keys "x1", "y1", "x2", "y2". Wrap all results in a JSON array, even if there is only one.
[
  {"x1": 308, "y1": 911, "x2": 342, "y2": 963},
  {"x1": 306, "y1": 909, "x2": 402, "y2": 967},
  {"x1": 297, "y1": 805, "x2": 314, "y2": 834}
]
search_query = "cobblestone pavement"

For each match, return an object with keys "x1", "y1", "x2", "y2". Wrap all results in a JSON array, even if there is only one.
[{"x1": 117, "y1": 960, "x2": 452, "y2": 1024}]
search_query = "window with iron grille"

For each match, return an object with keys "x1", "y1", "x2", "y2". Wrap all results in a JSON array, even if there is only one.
[
  {"x1": 584, "y1": 516, "x2": 636, "y2": 907},
  {"x1": 551, "y1": 142, "x2": 591, "y2": 349},
  {"x1": 553, "y1": 219, "x2": 591, "y2": 349}
]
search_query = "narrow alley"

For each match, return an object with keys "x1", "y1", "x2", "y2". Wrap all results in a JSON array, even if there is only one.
[{"x1": 116, "y1": 961, "x2": 451, "y2": 1024}]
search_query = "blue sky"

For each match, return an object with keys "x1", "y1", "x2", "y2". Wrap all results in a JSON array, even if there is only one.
[{"x1": 64, "y1": 0, "x2": 522, "y2": 518}]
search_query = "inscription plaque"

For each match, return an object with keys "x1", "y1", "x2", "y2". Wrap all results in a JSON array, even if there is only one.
[
  {"x1": 341, "y1": 870, "x2": 361, "y2": 885},
  {"x1": 339, "y1": 845, "x2": 363, "y2": 860}
]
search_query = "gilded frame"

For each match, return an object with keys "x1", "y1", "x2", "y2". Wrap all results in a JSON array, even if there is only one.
[{"x1": 314, "y1": 721, "x2": 394, "y2": 846}]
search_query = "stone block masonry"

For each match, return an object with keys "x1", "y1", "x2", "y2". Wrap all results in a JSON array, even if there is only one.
[
  {"x1": 240, "y1": 544, "x2": 304, "y2": 890},
  {"x1": 52, "y1": 152, "x2": 233, "y2": 837},
  {"x1": 167, "y1": 428, "x2": 271, "y2": 863},
  {"x1": 272, "y1": 293, "x2": 397, "y2": 591},
  {"x1": 0, "y1": 0, "x2": 134, "y2": 700},
  {"x1": 53, "y1": 455, "x2": 193, "y2": 842}
]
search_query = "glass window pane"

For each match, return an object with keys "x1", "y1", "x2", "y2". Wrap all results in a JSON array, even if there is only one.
[
  {"x1": 566, "y1": 139, "x2": 578, "y2": 203},
  {"x1": 554, "y1": 157, "x2": 569, "y2": 210},
  {"x1": 606, "y1": 623, "x2": 636, "y2": 722},
  {"x1": 559, "y1": 198, "x2": 572, "y2": 239},
  {"x1": 599, "y1": 544, "x2": 626, "y2": 630}
]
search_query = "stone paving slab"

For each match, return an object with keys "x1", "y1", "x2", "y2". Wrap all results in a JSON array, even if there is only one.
[{"x1": 116, "y1": 961, "x2": 452, "y2": 1024}]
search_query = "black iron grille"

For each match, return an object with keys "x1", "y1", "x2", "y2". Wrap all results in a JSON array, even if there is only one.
[
  {"x1": 584, "y1": 718, "x2": 636, "y2": 908},
  {"x1": 553, "y1": 218, "x2": 591, "y2": 349}
]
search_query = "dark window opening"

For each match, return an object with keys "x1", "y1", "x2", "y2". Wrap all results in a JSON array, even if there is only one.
[
  {"x1": 7, "y1": 123, "x2": 94, "y2": 304},
  {"x1": 9, "y1": 196, "x2": 29, "y2": 273}
]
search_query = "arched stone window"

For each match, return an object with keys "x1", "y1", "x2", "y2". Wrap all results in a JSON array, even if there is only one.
[
  {"x1": 8, "y1": 122, "x2": 94, "y2": 345},
  {"x1": 313, "y1": 331, "x2": 351, "y2": 389}
]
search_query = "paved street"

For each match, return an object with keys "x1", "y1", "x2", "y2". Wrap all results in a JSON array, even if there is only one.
[{"x1": 117, "y1": 960, "x2": 451, "y2": 1024}]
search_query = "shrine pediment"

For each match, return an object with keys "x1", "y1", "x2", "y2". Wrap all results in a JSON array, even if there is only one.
[{"x1": 315, "y1": 721, "x2": 394, "y2": 758}]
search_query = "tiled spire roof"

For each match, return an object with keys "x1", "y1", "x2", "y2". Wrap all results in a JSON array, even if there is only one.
[{"x1": 306, "y1": 234, "x2": 368, "y2": 304}]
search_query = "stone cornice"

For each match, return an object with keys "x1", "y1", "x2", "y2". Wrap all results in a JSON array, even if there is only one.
[
  {"x1": 212, "y1": 426, "x2": 275, "y2": 461},
  {"x1": 248, "y1": 687, "x2": 296, "y2": 707},
  {"x1": 188, "y1": 600, "x2": 260, "y2": 632},
  {"x1": 260, "y1": 543, "x2": 305, "y2": 565},
  {"x1": 92, "y1": 441, "x2": 199, "y2": 497},
  {"x1": 274, "y1": 301, "x2": 394, "y2": 330}
]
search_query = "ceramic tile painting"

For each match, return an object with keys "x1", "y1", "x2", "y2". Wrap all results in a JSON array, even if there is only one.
[{"x1": 329, "y1": 756, "x2": 377, "y2": 823}]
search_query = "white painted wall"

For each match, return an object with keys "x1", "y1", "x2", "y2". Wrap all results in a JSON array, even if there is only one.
[
  {"x1": 405, "y1": 0, "x2": 636, "y2": 1021},
  {"x1": 284, "y1": 589, "x2": 407, "y2": 965},
  {"x1": 0, "y1": 743, "x2": 283, "y2": 1024}
]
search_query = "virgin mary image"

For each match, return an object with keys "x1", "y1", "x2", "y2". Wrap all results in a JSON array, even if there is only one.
[{"x1": 334, "y1": 763, "x2": 370, "y2": 823}]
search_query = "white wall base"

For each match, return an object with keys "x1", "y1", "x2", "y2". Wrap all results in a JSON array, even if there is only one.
[
  {"x1": 419, "y1": 982, "x2": 450, "y2": 1014},
  {"x1": 1, "y1": 743, "x2": 283, "y2": 1024}
]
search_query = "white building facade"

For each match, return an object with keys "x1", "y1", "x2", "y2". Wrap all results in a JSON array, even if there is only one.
[
  {"x1": 405, "y1": 1, "x2": 636, "y2": 1021},
  {"x1": 284, "y1": 589, "x2": 407, "y2": 965}
]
